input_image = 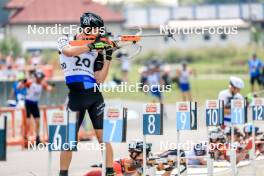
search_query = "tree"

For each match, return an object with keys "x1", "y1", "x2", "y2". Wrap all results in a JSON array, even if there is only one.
[{"x1": 0, "y1": 37, "x2": 22, "y2": 57}]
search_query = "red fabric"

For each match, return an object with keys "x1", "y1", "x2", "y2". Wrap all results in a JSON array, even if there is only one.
[
  {"x1": 245, "y1": 138, "x2": 253, "y2": 150},
  {"x1": 84, "y1": 161, "x2": 124, "y2": 176}
]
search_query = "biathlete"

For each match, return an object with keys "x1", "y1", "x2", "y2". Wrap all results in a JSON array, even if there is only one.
[
  {"x1": 218, "y1": 76, "x2": 244, "y2": 126},
  {"x1": 85, "y1": 141, "x2": 186, "y2": 176},
  {"x1": 17, "y1": 71, "x2": 53, "y2": 145},
  {"x1": 57, "y1": 12, "x2": 115, "y2": 176}
]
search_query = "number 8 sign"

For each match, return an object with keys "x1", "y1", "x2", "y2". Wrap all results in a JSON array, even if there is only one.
[
  {"x1": 143, "y1": 103, "x2": 163, "y2": 135},
  {"x1": 206, "y1": 100, "x2": 224, "y2": 126},
  {"x1": 176, "y1": 102, "x2": 197, "y2": 130},
  {"x1": 103, "y1": 107, "x2": 127, "y2": 143},
  {"x1": 231, "y1": 99, "x2": 247, "y2": 124},
  {"x1": 252, "y1": 98, "x2": 264, "y2": 121}
]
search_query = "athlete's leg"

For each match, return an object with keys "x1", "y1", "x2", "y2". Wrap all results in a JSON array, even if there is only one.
[
  {"x1": 187, "y1": 91, "x2": 192, "y2": 101},
  {"x1": 60, "y1": 151, "x2": 72, "y2": 170},
  {"x1": 250, "y1": 77, "x2": 255, "y2": 92},
  {"x1": 182, "y1": 92, "x2": 187, "y2": 101},
  {"x1": 32, "y1": 104, "x2": 41, "y2": 144},
  {"x1": 59, "y1": 110, "x2": 85, "y2": 175},
  {"x1": 94, "y1": 130, "x2": 114, "y2": 168},
  {"x1": 88, "y1": 92, "x2": 115, "y2": 175}
]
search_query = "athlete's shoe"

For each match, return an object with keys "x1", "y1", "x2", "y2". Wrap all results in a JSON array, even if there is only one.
[
  {"x1": 59, "y1": 170, "x2": 68, "y2": 176},
  {"x1": 106, "y1": 170, "x2": 116, "y2": 176},
  {"x1": 36, "y1": 136, "x2": 41, "y2": 146}
]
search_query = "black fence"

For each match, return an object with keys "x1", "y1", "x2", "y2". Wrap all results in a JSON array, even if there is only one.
[{"x1": 0, "y1": 81, "x2": 68, "y2": 106}]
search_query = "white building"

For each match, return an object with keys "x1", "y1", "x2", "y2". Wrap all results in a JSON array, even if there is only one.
[{"x1": 4, "y1": 0, "x2": 124, "y2": 52}]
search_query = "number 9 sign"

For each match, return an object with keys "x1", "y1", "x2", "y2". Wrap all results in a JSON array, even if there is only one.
[
  {"x1": 206, "y1": 100, "x2": 224, "y2": 126},
  {"x1": 252, "y1": 98, "x2": 264, "y2": 121},
  {"x1": 176, "y1": 102, "x2": 197, "y2": 130},
  {"x1": 231, "y1": 99, "x2": 247, "y2": 124},
  {"x1": 103, "y1": 107, "x2": 127, "y2": 143},
  {"x1": 143, "y1": 103, "x2": 163, "y2": 135}
]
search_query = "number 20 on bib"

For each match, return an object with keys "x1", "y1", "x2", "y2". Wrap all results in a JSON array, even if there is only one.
[
  {"x1": 206, "y1": 100, "x2": 224, "y2": 126},
  {"x1": 103, "y1": 107, "x2": 127, "y2": 143},
  {"x1": 176, "y1": 102, "x2": 197, "y2": 130},
  {"x1": 143, "y1": 103, "x2": 163, "y2": 135},
  {"x1": 231, "y1": 99, "x2": 247, "y2": 124},
  {"x1": 252, "y1": 98, "x2": 264, "y2": 121}
]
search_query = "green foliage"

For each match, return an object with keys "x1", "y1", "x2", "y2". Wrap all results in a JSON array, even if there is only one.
[
  {"x1": 135, "y1": 45, "x2": 242, "y2": 64},
  {"x1": 0, "y1": 37, "x2": 22, "y2": 57},
  {"x1": 42, "y1": 49, "x2": 57, "y2": 64}
]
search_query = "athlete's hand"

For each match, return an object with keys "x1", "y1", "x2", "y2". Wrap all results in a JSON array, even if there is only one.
[
  {"x1": 105, "y1": 45, "x2": 113, "y2": 61},
  {"x1": 87, "y1": 41, "x2": 109, "y2": 50}
]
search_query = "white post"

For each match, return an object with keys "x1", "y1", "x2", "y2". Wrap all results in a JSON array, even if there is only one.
[
  {"x1": 102, "y1": 143, "x2": 106, "y2": 176},
  {"x1": 231, "y1": 124, "x2": 237, "y2": 176},
  {"x1": 251, "y1": 121, "x2": 256, "y2": 176},
  {"x1": 206, "y1": 127, "x2": 213, "y2": 176},
  {"x1": 143, "y1": 135, "x2": 147, "y2": 175},
  {"x1": 177, "y1": 130, "x2": 181, "y2": 176}
]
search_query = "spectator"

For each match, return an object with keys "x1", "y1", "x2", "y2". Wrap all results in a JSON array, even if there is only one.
[
  {"x1": 8, "y1": 71, "x2": 27, "y2": 107},
  {"x1": 15, "y1": 56, "x2": 26, "y2": 70},
  {"x1": 248, "y1": 53, "x2": 263, "y2": 92},
  {"x1": 30, "y1": 51, "x2": 42, "y2": 69},
  {"x1": 176, "y1": 62, "x2": 194, "y2": 101}
]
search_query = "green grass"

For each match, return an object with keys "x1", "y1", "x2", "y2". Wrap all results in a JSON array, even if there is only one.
[{"x1": 103, "y1": 63, "x2": 251, "y2": 104}]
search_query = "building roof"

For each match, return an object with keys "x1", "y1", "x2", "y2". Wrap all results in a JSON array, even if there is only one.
[
  {"x1": 5, "y1": 0, "x2": 29, "y2": 9},
  {"x1": 5, "y1": 0, "x2": 124, "y2": 24}
]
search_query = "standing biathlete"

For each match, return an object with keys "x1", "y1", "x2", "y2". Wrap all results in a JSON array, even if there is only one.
[
  {"x1": 176, "y1": 62, "x2": 194, "y2": 101},
  {"x1": 58, "y1": 12, "x2": 115, "y2": 176},
  {"x1": 17, "y1": 71, "x2": 53, "y2": 145},
  {"x1": 218, "y1": 76, "x2": 244, "y2": 126}
]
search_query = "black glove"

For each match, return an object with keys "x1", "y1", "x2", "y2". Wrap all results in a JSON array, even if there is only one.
[{"x1": 105, "y1": 45, "x2": 113, "y2": 61}]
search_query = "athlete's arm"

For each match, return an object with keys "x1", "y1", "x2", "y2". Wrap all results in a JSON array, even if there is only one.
[
  {"x1": 58, "y1": 36, "x2": 91, "y2": 57},
  {"x1": 94, "y1": 48, "x2": 113, "y2": 83},
  {"x1": 94, "y1": 60, "x2": 110, "y2": 83},
  {"x1": 42, "y1": 82, "x2": 53, "y2": 92},
  {"x1": 17, "y1": 79, "x2": 30, "y2": 89}
]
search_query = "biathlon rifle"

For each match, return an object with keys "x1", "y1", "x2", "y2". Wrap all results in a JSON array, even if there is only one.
[{"x1": 69, "y1": 27, "x2": 176, "y2": 59}]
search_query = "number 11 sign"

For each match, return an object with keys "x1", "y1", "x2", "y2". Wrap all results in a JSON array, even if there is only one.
[{"x1": 231, "y1": 99, "x2": 247, "y2": 124}]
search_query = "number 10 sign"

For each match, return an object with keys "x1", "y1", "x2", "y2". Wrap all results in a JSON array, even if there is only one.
[
  {"x1": 206, "y1": 100, "x2": 224, "y2": 126},
  {"x1": 103, "y1": 107, "x2": 127, "y2": 143},
  {"x1": 143, "y1": 103, "x2": 163, "y2": 135}
]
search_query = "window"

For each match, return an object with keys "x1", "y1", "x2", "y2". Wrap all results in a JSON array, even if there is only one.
[
  {"x1": 220, "y1": 34, "x2": 227, "y2": 40},
  {"x1": 203, "y1": 33, "x2": 211, "y2": 41}
]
